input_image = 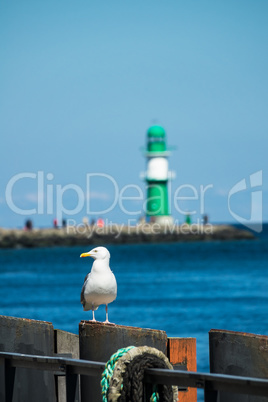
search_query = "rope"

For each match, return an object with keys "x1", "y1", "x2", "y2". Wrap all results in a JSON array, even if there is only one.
[
  {"x1": 101, "y1": 346, "x2": 135, "y2": 402},
  {"x1": 101, "y1": 346, "x2": 178, "y2": 402}
]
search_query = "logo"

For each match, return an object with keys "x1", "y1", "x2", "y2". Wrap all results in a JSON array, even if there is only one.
[{"x1": 228, "y1": 170, "x2": 262, "y2": 233}]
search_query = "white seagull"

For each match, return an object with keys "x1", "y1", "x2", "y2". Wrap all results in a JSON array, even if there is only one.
[{"x1": 80, "y1": 246, "x2": 117, "y2": 323}]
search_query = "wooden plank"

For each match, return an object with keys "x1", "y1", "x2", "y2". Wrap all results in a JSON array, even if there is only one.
[
  {"x1": 168, "y1": 337, "x2": 197, "y2": 402},
  {"x1": 0, "y1": 315, "x2": 56, "y2": 402},
  {"x1": 55, "y1": 329, "x2": 80, "y2": 402},
  {"x1": 209, "y1": 329, "x2": 268, "y2": 402}
]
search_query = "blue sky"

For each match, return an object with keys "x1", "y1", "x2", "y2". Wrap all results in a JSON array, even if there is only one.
[{"x1": 0, "y1": 0, "x2": 267, "y2": 229}]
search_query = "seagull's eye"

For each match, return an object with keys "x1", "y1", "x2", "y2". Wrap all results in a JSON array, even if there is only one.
[{"x1": 94, "y1": 250, "x2": 98, "y2": 252}]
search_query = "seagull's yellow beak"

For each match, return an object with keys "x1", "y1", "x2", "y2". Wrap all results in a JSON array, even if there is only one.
[{"x1": 80, "y1": 252, "x2": 91, "y2": 258}]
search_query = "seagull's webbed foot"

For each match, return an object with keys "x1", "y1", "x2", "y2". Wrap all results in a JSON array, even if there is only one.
[
  {"x1": 103, "y1": 319, "x2": 116, "y2": 325},
  {"x1": 103, "y1": 304, "x2": 116, "y2": 325}
]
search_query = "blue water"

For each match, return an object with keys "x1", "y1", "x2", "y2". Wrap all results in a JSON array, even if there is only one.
[{"x1": 0, "y1": 226, "x2": 268, "y2": 375}]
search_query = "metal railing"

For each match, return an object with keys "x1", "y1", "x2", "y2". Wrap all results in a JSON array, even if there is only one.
[{"x1": 1, "y1": 351, "x2": 268, "y2": 401}]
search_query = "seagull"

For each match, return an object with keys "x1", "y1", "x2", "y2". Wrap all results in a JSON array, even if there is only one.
[{"x1": 80, "y1": 246, "x2": 117, "y2": 324}]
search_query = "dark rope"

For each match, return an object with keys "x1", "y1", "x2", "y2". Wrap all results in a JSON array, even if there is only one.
[
  {"x1": 106, "y1": 347, "x2": 178, "y2": 402},
  {"x1": 118, "y1": 352, "x2": 174, "y2": 402}
]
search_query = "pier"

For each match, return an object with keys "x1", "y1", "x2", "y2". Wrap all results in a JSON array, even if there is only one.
[
  {"x1": 0, "y1": 224, "x2": 254, "y2": 249},
  {"x1": 1, "y1": 315, "x2": 268, "y2": 401}
]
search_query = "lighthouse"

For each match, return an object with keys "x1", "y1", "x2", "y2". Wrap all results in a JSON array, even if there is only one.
[{"x1": 142, "y1": 125, "x2": 174, "y2": 225}]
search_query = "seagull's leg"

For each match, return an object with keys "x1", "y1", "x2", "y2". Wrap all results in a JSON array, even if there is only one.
[
  {"x1": 103, "y1": 304, "x2": 109, "y2": 324},
  {"x1": 103, "y1": 304, "x2": 115, "y2": 325},
  {"x1": 92, "y1": 310, "x2": 96, "y2": 321},
  {"x1": 91, "y1": 304, "x2": 96, "y2": 322}
]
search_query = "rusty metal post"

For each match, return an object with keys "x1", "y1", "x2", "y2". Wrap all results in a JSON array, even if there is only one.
[
  {"x1": 209, "y1": 329, "x2": 268, "y2": 402},
  {"x1": 167, "y1": 337, "x2": 197, "y2": 402},
  {"x1": 79, "y1": 321, "x2": 168, "y2": 402}
]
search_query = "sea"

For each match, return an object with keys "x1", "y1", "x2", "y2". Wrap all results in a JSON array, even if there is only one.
[{"x1": 0, "y1": 224, "x2": 267, "y2": 378}]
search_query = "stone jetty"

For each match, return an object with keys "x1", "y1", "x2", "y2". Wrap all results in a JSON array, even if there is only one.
[{"x1": 0, "y1": 223, "x2": 254, "y2": 249}]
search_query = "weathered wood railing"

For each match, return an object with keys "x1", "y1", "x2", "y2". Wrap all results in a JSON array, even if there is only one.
[{"x1": 1, "y1": 351, "x2": 268, "y2": 402}]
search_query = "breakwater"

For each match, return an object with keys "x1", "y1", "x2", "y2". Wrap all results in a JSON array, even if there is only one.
[{"x1": 0, "y1": 224, "x2": 254, "y2": 248}]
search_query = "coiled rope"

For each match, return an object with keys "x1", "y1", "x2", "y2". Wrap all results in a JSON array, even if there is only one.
[
  {"x1": 101, "y1": 346, "x2": 178, "y2": 402},
  {"x1": 101, "y1": 346, "x2": 135, "y2": 401}
]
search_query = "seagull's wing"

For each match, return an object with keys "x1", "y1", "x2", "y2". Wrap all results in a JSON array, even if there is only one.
[{"x1": 80, "y1": 273, "x2": 90, "y2": 307}]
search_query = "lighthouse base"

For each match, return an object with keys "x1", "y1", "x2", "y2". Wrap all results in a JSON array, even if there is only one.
[{"x1": 150, "y1": 215, "x2": 174, "y2": 226}]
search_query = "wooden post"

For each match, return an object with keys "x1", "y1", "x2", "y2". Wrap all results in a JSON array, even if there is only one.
[
  {"x1": 0, "y1": 315, "x2": 56, "y2": 402},
  {"x1": 79, "y1": 321, "x2": 168, "y2": 402},
  {"x1": 168, "y1": 337, "x2": 197, "y2": 402},
  {"x1": 209, "y1": 329, "x2": 268, "y2": 402},
  {"x1": 54, "y1": 329, "x2": 80, "y2": 402}
]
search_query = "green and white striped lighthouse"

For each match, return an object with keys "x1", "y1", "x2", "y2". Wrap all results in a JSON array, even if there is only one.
[{"x1": 142, "y1": 125, "x2": 174, "y2": 225}]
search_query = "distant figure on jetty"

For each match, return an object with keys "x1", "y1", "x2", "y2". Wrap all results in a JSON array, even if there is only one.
[
  {"x1": 53, "y1": 218, "x2": 58, "y2": 229},
  {"x1": 24, "y1": 219, "x2": 33, "y2": 231},
  {"x1": 203, "y1": 214, "x2": 209, "y2": 225},
  {"x1": 97, "y1": 218, "x2": 105, "y2": 228},
  {"x1": 82, "y1": 216, "x2": 89, "y2": 227},
  {"x1": 80, "y1": 246, "x2": 117, "y2": 323},
  {"x1": 139, "y1": 215, "x2": 146, "y2": 225}
]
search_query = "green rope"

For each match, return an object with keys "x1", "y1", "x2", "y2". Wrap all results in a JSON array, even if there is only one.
[
  {"x1": 101, "y1": 346, "x2": 135, "y2": 402},
  {"x1": 101, "y1": 346, "x2": 160, "y2": 402},
  {"x1": 150, "y1": 384, "x2": 160, "y2": 402}
]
